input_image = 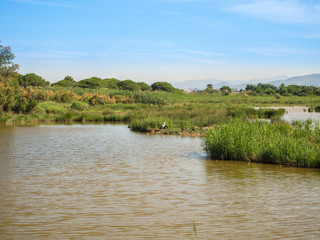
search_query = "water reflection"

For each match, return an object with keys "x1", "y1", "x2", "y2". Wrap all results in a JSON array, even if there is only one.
[{"x1": 0, "y1": 124, "x2": 320, "y2": 239}]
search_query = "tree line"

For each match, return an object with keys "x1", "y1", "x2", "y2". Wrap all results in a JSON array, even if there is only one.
[
  {"x1": 245, "y1": 83, "x2": 320, "y2": 96},
  {"x1": 203, "y1": 82, "x2": 320, "y2": 96},
  {"x1": 0, "y1": 42, "x2": 180, "y2": 113},
  {"x1": 12, "y1": 73, "x2": 178, "y2": 92}
]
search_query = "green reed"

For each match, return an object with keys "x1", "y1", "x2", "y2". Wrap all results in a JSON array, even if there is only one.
[{"x1": 204, "y1": 120, "x2": 320, "y2": 168}]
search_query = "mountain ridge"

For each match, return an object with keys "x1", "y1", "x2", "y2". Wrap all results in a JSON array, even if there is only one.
[{"x1": 171, "y1": 74, "x2": 320, "y2": 90}]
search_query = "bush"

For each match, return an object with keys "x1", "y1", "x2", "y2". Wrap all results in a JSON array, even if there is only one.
[
  {"x1": 51, "y1": 90, "x2": 78, "y2": 103},
  {"x1": 71, "y1": 101, "x2": 89, "y2": 111},
  {"x1": 315, "y1": 106, "x2": 320, "y2": 112},
  {"x1": 32, "y1": 101, "x2": 67, "y2": 114}
]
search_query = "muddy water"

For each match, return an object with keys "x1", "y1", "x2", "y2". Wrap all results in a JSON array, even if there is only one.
[{"x1": 0, "y1": 124, "x2": 320, "y2": 239}]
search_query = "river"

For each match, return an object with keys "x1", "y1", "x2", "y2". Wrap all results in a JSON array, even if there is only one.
[{"x1": 0, "y1": 124, "x2": 320, "y2": 239}]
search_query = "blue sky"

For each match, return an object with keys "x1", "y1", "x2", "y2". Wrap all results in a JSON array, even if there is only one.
[{"x1": 1, "y1": 0, "x2": 320, "y2": 84}]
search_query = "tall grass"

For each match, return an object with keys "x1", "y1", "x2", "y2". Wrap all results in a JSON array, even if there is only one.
[{"x1": 204, "y1": 120, "x2": 320, "y2": 168}]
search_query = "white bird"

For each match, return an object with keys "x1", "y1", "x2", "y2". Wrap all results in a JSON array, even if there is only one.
[{"x1": 160, "y1": 122, "x2": 167, "y2": 129}]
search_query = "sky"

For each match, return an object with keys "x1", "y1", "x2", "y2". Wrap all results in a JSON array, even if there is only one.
[{"x1": 1, "y1": 0, "x2": 320, "y2": 84}]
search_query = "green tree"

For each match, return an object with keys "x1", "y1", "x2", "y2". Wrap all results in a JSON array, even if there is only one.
[
  {"x1": 151, "y1": 82, "x2": 176, "y2": 92},
  {"x1": 287, "y1": 85, "x2": 302, "y2": 95},
  {"x1": 137, "y1": 82, "x2": 151, "y2": 91},
  {"x1": 205, "y1": 83, "x2": 215, "y2": 93},
  {"x1": 0, "y1": 77, "x2": 16, "y2": 111},
  {"x1": 278, "y1": 83, "x2": 288, "y2": 95},
  {"x1": 117, "y1": 80, "x2": 141, "y2": 91},
  {"x1": 255, "y1": 86, "x2": 264, "y2": 95},
  {"x1": 257, "y1": 83, "x2": 277, "y2": 91},
  {"x1": 220, "y1": 85, "x2": 231, "y2": 93},
  {"x1": 245, "y1": 84, "x2": 256, "y2": 91},
  {"x1": 52, "y1": 76, "x2": 77, "y2": 87},
  {"x1": 18, "y1": 73, "x2": 50, "y2": 87},
  {"x1": 0, "y1": 42, "x2": 19, "y2": 111},
  {"x1": 78, "y1": 77, "x2": 103, "y2": 88},
  {"x1": 103, "y1": 78, "x2": 120, "y2": 89},
  {"x1": 264, "y1": 88, "x2": 276, "y2": 95},
  {"x1": 0, "y1": 42, "x2": 19, "y2": 79}
]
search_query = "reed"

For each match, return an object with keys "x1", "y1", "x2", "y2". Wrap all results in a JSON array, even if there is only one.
[
  {"x1": 193, "y1": 221, "x2": 198, "y2": 240},
  {"x1": 204, "y1": 120, "x2": 320, "y2": 168}
]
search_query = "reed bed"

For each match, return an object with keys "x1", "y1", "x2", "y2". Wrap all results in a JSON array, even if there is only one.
[{"x1": 204, "y1": 120, "x2": 320, "y2": 168}]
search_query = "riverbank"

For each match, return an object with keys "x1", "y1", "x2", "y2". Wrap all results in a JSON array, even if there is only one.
[{"x1": 2, "y1": 93, "x2": 320, "y2": 167}]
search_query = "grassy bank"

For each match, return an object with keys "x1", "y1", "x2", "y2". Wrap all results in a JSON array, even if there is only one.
[
  {"x1": 3, "y1": 88, "x2": 320, "y2": 167},
  {"x1": 0, "y1": 94, "x2": 288, "y2": 134},
  {"x1": 204, "y1": 120, "x2": 320, "y2": 168}
]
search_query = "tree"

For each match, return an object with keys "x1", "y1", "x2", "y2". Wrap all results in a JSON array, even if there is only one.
[
  {"x1": 207, "y1": 84, "x2": 213, "y2": 89},
  {"x1": 0, "y1": 42, "x2": 19, "y2": 111},
  {"x1": 78, "y1": 77, "x2": 103, "y2": 88},
  {"x1": 220, "y1": 85, "x2": 231, "y2": 93},
  {"x1": 0, "y1": 42, "x2": 19, "y2": 79},
  {"x1": 264, "y1": 88, "x2": 276, "y2": 95},
  {"x1": 117, "y1": 80, "x2": 141, "y2": 91},
  {"x1": 103, "y1": 78, "x2": 120, "y2": 89},
  {"x1": 52, "y1": 76, "x2": 77, "y2": 87},
  {"x1": 137, "y1": 82, "x2": 151, "y2": 91},
  {"x1": 257, "y1": 83, "x2": 277, "y2": 91},
  {"x1": 18, "y1": 73, "x2": 50, "y2": 87},
  {"x1": 278, "y1": 83, "x2": 288, "y2": 95},
  {"x1": 151, "y1": 82, "x2": 176, "y2": 92},
  {"x1": 245, "y1": 84, "x2": 256, "y2": 91},
  {"x1": 287, "y1": 85, "x2": 302, "y2": 95}
]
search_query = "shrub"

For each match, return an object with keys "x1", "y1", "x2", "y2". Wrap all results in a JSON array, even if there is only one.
[
  {"x1": 71, "y1": 101, "x2": 89, "y2": 111},
  {"x1": 32, "y1": 101, "x2": 67, "y2": 114},
  {"x1": 51, "y1": 90, "x2": 78, "y2": 103}
]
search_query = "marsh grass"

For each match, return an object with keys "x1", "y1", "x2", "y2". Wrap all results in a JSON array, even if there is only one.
[
  {"x1": 3, "y1": 91, "x2": 320, "y2": 138},
  {"x1": 204, "y1": 120, "x2": 320, "y2": 168},
  {"x1": 193, "y1": 221, "x2": 198, "y2": 240}
]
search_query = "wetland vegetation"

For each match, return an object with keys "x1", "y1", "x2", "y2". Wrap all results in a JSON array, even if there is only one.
[{"x1": 2, "y1": 43, "x2": 320, "y2": 167}]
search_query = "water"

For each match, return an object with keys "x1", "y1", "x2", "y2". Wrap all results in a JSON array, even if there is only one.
[
  {"x1": 255, "y1": 106, "x2": 320, "y2": 123},
  {"x1": 0, "y1": 124, "x2": 320, "y2": 239}
]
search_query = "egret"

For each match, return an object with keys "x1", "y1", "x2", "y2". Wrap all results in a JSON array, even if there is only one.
[{"x1": 160, "y1": 122, "x2": 167, "y2": 129}]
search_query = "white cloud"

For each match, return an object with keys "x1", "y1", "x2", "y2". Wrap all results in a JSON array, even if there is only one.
[{"x1": 228, "y1": 0, "x2": 320, "y2": 24}]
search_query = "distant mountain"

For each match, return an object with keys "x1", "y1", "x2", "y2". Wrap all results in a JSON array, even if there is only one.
[
  {"x1": 171, "y1": 74, "x2": 320, "y2": 90},
  {"x1": 270, "y1": 74, "x2": 320, "y2": 87},
  {"x1": 171, "y1": 79, "x2": 248, "y2": 90},
  {"x1": 249, "y1": 75, "x2": 288, "y2": 84},
  {"x1": 171, "y1": 79, "x2": 220, "y2": 89}
]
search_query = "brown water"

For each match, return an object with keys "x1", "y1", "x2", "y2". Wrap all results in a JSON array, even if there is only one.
[{"x1": 0, "y1": 124, "x2": 320, "y2": 239}]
